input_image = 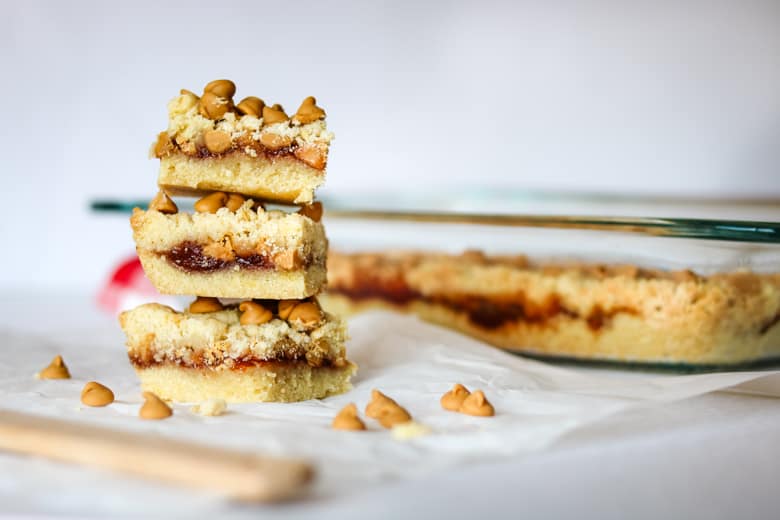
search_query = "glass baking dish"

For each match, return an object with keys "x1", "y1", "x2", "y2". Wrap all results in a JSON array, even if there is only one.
[{"x1": 91, "y1": 191, "x2": 780, "y2": 370}]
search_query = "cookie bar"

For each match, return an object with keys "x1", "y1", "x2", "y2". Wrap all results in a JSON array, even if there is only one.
[
  {"x1": 321, "y1": 250, "x2": 780, "y2": 366},
  {"x1": 153, "y1": 81, "x2": 332, "y2": 205},
  {"x1": 119, "y1": 301, "x2": 355, "y2": 402},
  {"x1": 131, "y1": 200, "x2": 327, "y2": 299}
]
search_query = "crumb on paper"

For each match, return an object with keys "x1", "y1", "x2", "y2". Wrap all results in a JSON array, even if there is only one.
[
  {"x1": 391, "y1": 420, "x2": 431, "y2": 440},
  {"x1": 191, "y1": 398, "x2": 227, "y2": 416}
]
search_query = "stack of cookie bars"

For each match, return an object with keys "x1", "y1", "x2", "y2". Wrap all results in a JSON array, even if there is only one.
[{"x1": 119, "y1": 80, "x2": 356, "y2": 402}]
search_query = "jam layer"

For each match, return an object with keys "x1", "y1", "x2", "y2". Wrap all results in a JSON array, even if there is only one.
[
  {"x1": 160, "y1": 134, "x2": 326, "y2": 171},
  {"x1": 163, "y1": 241, "x2": 308, "y2": 273},
  {"x1": 329, "y1": 272, "x2": 638, "y2": 332},
  {"x1": 129, "y1": 355, "x2": 340, "y2": 371}
]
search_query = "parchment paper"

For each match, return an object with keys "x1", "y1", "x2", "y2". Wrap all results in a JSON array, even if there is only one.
[{"x1": 1, "y1": 311, "x2": 778, "y2": 517}]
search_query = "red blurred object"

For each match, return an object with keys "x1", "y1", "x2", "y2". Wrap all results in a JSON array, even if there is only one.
[{"x1": 97, "y1": 255, "x2": 171, "y2": 314}]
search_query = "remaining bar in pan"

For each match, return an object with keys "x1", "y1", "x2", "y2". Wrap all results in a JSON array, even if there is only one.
[
  {"x1": 119, "y1": 300, "x2": 355, "y2": 403},
  {"x1": 131, "y1": 198, "x2": 327, "y2": 299},
  {"x1": 153, "y1": 80, "x2": 332, "y2": 205},
  {"x1": 321, "y1": 250, "x2": 780, "y2": 366}
]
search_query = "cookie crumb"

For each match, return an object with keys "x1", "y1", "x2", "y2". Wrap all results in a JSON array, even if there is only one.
[
  {"x1": 391, "y1": 420, "x2": 431, "y2": 440},
  {"x1": 191, "y1": 398, "x2": 227, "y2": 416}
]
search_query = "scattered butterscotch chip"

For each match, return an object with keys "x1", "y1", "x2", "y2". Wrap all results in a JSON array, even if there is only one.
[
  {"x1": 297, "y1": 201, "x2": 323, "y2": 222},
  {"x1": 236, "y1": 96, "x2": 264, "y2": 117},
  {"x1": 149, "y1": 189, "x2": 178, "y2": 214},
  {"x1": 80, "y1": 381, "x2": 115, "y2": 407},
  {"x1": 262, "y1": 104, "x2": 289, "y2": 124},
  {"x1": 203, "y1": 129, "x2": 232, "y2": 154},
  {"x1": 203, "y1": 79, "x2": 236, "y2": 99},
  {"x1": 225, "y1": 193, "x2": 246, "y2": 212},
  {"x1": 391, "y1": 420, "x2": 431, "y2": 440},
  {"x1": 191, "y1": 398, "x2": 227, "y2": 417},
  {"x1": 332, "y1": 403, "x2": 366, "y2": 431},
  {"x1": 239, "y1": 301, "x2": 273, "y2": 325},
  {"x1": 193, "y1": 191, "x2": 228, "y2": 213},
  {"x1": 139, "y1": 392, "x2": 172, "y2": 420},
  {"x1": 376, "y1": 406, "x2": 413, "y2": 429},
  {"x1": 365, "y1": 389, "x2": 412, "y2": 429},
  {"x1": 292, "y1": 96, "x2": 326, "y2": 125},
  {"x1": 459, "y1": 390, "x2": 494, "y2": 417},
  {"x1": 188, "y1": 296, "x2": 224, "y2": 314},
  {"x1": 440, "y1": 383, "x2": 470, "y2": 412},
  {"x1": 36, "y1": 355, "x2": 70, "y2": 380}
]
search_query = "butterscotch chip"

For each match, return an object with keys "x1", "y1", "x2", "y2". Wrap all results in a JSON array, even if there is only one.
[
  {"x1": 293, "y1": 144, "x2": 326, "y2": 169},
  {"x1": 139, "y1": 392, "x2": 172, "y2": 420},
  {"x1": 332, "y1": 403, "x2": 366, "y2": 431},
  {"x1": 81, "y1": 381, "x2": 115, "y2": 407},
  {"x1": 37, "y1": 355, "x2": 70, "y2": 380},
  {"x1": 149, "y1": 189, "x2": 178, "y2": 214},
  {"x1": 236, "y1": 96, "x2": 265, "y2": 117},
  {"x1": 365, "y1": 389, "x2": 395, "y2": 418},
  {"x1": 180, "y1": 88, "x2": 200, "y2": 99},
  {"x1": 188, "y1": 297, "x2": 224, "y2": 314},
  {"x1": 203, "y1": 79, "x2": 236, "y2": 99},
  {"x1": 193, "y1": 191, "x2": 228, "y2": 213},
  {"x1": 153, "y1": 131, "x2": 175, "y2": 158},
  {"x1": 202, "y1": 238, "x2": 236, "y2": 262},
  {"x1": 259, "y1": 132, "x2": 293, "y2": 150},
  {"x1": 225, "y1": 193, "x2": 246, "y2": 212},
  {"x1": 239, "y1": 301, "x2": 273, "y2": 325},
  {"x1": 199, "y1": 91, "x2": 230, "y2": 120},
  {"x1": 278, "y1": 300, "x2": 298, "y2": 320},
  {"x1": 297, "y1": 201, "x2": 323, "y2": 222},
  {"x1": 203, "y1": 129, "x2": 232, "y2": 154},
  {"x1": 459, "y1": 390, "x2": 494, "y2": 417},
  {"x1": 365, "y1": 389, "x2": 411, "y2": 428},
  {"x1": 440, "y1": 383, "x2": 470, "y2": 411},
  {"x1": 272, "y1": 248, "x2": 300, "y2": 271},
  {"x1": 287, "y1": 301, "x2": 322, "y2": 329},
  {"x1": 262, "y1": 104, "x2": 289, "y2": 124},
  {"x1": 292, "y1": 96, "x2": 326, "y2": 124}
]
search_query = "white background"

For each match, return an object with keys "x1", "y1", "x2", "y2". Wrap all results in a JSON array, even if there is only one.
[{"x1": 3, "y1": 0, "x2": 780, "y2": 289}]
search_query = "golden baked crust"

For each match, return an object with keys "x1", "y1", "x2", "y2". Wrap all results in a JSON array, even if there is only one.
[
  {"x1": 119, "y1": 302, "x2": 355, "y2": 402},
  {"x1": 158, "y1": 153, "x2": 324, "y2": 204},
  {"x1": 131, "y1": 203, "x2": 328, "y2": 299},
  {"x1": 321, "y1": 251, "x2": 780, "y2": 366},
  {"x1": 135, "y1": 362, "x2": 355, "y2": 403}
]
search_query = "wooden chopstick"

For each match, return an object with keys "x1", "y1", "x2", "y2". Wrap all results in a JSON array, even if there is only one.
[{"x1": 0, "y1": 409, "x2": 313, "y2": 502}]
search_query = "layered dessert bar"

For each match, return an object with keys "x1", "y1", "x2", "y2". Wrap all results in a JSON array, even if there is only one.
[
  {"x1": 119, "y1": 299, "x2": 355, "y2": 402},
  {"x1": 153, "y1": 80, "x2": 332, "y2": 204},
  {"x1": 321, "y1": 250, "x2": 780, "y2": 366},
  {"x1": 131, "y1": 194, "x2": 327, "y2": 299}
]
